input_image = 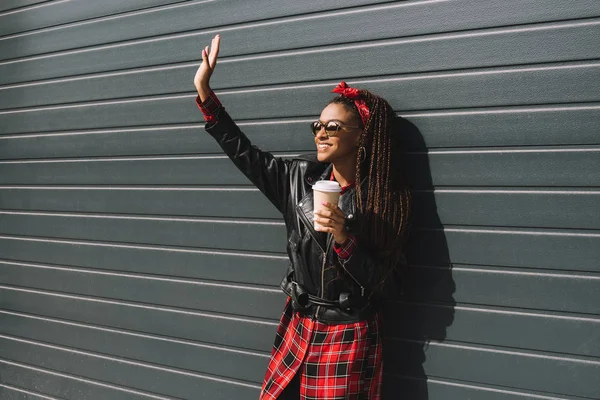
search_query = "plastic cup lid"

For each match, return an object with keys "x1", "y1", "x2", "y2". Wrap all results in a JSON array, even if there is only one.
[{"x1": 312, "y1": 180, "x2": 342, "y2": 192}]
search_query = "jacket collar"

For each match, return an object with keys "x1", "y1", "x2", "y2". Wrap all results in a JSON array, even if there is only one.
[
  {"x1": 293, "y1": 152, "x2": 329, "y2": 186},
  {"x1": 296, "y1": 152, "x2": 368, "y2": 188}
]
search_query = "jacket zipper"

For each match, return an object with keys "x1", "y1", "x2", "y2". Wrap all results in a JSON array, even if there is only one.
[
  {"x1": 339, "y1": 256, "x2": 366, "y2": 297},
  {"x1": 317, "y1": 234, "x2": 334, "y2": 318},
  {"x1": 295, "y1": 200, "x2": 326, "y2": 253}
]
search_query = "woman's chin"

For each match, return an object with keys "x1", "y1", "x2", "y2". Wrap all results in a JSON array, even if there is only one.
[{"x1": 316, "y1": 152, "x2": 331, "y2": 163}]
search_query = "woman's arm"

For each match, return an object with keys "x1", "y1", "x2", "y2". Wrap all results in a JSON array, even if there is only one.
[
  {"x1": 193, "y1": 35, "x2": 291, "y2": 214},
  {"x1": 205, "y1": 108, "x2": 291, "y2": 214}
]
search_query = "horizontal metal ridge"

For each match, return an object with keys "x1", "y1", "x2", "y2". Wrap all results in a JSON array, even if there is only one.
[
  {"x1": 431, "y1": 225, "x2": 600, "y2": 238},
  {"x1": 1, "y1": 60, "x2": 598, "y2": 114},
  {"x1": 0, "y1": 0, "x2": 209, "y2": 36},
  {"x1": 398, "y1": 300, "x2": 600, "y2": 323},
  {"x1": 0, "y1": 234, "x2": 288, "y2": 259},
  {"x1": 0, "y1": 185, "x2": 598, "y2": 193},
  {"x1": 415, "y1": 263, "x2": 600, "y2": 280},
  {"x1": 1, "y1": 14, "x2": 597, "y2": 71},
  {"x1": 0, "y1": 209, "x2": 284, "y2": 225},
  {"x1": 0, "y1": 358, "x2": 180, "y2": 400},
  {"x1": 1, "y1": 102, "x2": 598, "y2": 138},
  {"x1": 0, "y1": 1, "x2": 70, "y2": 18},
  {"x1": 385, "y1": 373, "x2": 572, "y2": 400},
  {"x1": 0, "y1": 309, "x2": 269, "y2": 358},
  {"x1": 0, "y1": 184, "x2": 260, "y2": 190},
  {"x1": 0, "y1": 333, "x2": 263, "y2": 388},
  {"x1": 0, "y1": 258, "x2": 281, "y2": 292},
  {"x1": 0, "y1": 383, "x2": 59, "y2": 400},
  {"x1": 0, "y1": 284, "x2": 279, "y2": 325},
  {"x1": 392, "y1": 337, "x2": 600, "y2": 365},
  {"x1": 0, "y1": 145, "x2": 599, "y2": 162}
]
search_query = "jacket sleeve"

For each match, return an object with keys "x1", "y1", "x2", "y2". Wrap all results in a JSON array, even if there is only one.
[
  {"x1": 204, "y1": 108, "x2": 291, "y2": 215},
  {"x1": 337, "y1": 242, "x2": 386, "y2": 296}
]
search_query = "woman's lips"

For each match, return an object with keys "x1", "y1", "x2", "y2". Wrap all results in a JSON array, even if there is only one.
[{"x1": 317, "y1": 143, "x2": 331, "y2": 151}]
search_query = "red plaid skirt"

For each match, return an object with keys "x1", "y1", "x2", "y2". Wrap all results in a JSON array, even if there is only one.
[{"x1": 260, "y1": 297, "x2": 383, "y2": 399}]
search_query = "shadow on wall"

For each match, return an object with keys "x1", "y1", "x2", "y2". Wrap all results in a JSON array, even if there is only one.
[{"x1": 382, "y1": 117, "x2": 456, "y2": 399}]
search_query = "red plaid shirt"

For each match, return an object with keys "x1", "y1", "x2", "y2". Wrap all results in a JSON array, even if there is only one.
[{"x1": 197, "y1": 92, "x2": 382, "y2": 399}]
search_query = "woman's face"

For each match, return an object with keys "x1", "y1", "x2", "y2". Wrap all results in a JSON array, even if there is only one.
[{"x1": 315, "y1": 103, "x2": 362, "y2": 164}]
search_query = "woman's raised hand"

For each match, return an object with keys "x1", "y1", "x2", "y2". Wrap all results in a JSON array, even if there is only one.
[{"x1": 193, "y1": 34, "x2": 220, "y2": 102}]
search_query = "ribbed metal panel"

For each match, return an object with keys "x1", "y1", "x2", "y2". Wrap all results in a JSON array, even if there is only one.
[{"x1": 1, "y1": 1, "x2": 598, "y2": 399}]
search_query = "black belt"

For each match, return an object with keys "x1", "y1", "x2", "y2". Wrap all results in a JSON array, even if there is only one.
[{"x1": 281, "y1": 279, "x2": 375, "y2": 324}]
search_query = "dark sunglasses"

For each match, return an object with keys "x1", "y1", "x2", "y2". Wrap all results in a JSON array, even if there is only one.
[{"x1": 310, "y1": 120, "x2": 361, "y2": 137}]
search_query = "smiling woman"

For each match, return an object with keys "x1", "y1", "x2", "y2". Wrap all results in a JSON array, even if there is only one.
[{"x1": 193, "y1": 34, "x2": 412, "y2": 400}]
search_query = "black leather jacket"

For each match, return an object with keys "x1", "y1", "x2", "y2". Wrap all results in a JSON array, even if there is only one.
[{"x1": 206, "y1": 109, "x2": 399, "y2": 323}]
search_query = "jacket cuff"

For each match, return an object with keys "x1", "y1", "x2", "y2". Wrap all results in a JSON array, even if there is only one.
[{"x1": 195, "y1": 90, "x2": 223, "y2": 123}]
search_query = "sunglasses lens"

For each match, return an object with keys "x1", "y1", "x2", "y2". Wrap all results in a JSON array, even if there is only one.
[
  {"x1": 325, "y1": 122, "x2": 340, "y2": 136},
  {"x1": 310, "y1": 121, "x2": 321, "y2": 136},
  {"x1": 311, "y1": 121, "x2": 341, "y2": 136}
]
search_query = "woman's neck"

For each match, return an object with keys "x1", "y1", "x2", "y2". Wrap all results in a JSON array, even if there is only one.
[{"x1": 331, "y1": 161, "x2": 356, "y2": 187}]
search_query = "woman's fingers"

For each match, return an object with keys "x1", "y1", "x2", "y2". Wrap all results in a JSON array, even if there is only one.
[
  {"x1": 314, "y1": 214, "x2": 344, "y2": 230},
  {"x1": 314, "y1": 210, "x2": 343, "y2": 223},
  {"x1": 209, "y1": 34, "x2": 220, "y2": 68},
  {"x1": 316, "y1": 226, "x2": 335, "y2": 234},
  {"x1": 315, "y1": 218, "x2": 342, "y2": 229},
  {"x1": 322, "y1": 202, "x2": 345, "y2": 217}
]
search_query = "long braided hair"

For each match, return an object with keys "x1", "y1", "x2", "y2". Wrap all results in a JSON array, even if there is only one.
[{"x1": 329, "y1": 91, "x2": 412, "y2": 294}]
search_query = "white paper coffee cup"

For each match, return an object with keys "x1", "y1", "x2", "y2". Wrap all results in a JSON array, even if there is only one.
[{"x1": 313, "y1": 181, "x2": 342, "y2": 230}]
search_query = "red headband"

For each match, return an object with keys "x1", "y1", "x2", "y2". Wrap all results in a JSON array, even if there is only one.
[{"x1": 331, "y1": 81, "x2": 370, "y2": 127}]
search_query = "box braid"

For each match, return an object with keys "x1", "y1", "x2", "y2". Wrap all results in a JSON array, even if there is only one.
[{"x1": 329, "y1": 93, "x2": 412, "y2": 294}]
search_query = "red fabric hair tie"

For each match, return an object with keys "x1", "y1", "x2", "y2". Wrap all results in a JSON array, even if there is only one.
[{"x1": 331, "y1": 81, "x2": 370, "y2": 127}]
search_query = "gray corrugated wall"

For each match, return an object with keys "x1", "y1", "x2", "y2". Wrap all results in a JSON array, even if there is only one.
[{"x1": 0, "y1": 0, "x2": 599, "y2": 398}]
